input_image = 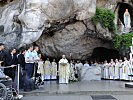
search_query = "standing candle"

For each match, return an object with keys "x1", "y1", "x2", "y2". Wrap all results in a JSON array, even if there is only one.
[
  {"x1": 132, "y1": 37, "x2": 133, "y2": 45},
  {"x1": 130, "y1": 46, "x2": 133, "y2": 53},
  {"x1": 130, "y1": 53, "x2": 132, "y2": 60}
]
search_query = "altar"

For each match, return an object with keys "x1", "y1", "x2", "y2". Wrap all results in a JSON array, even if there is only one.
[{"x1": 81, "y1": 65, "x2": 101, "y2": 81}]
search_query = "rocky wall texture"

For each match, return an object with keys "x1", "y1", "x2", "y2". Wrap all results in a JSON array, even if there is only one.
[{"x1": 0, "y1": 0, "x2": 117, "y2": 60}]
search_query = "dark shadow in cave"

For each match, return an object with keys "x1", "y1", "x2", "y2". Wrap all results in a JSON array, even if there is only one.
[
  {"x1": 90, "y1": 47, "x2": 119, "y2": 62},
  {"x1": 118, "y1": 2, "x2": 133, "y2": 29},
  {"x1": 0, "y1": 0, "x2": 14, "y2": 6}
]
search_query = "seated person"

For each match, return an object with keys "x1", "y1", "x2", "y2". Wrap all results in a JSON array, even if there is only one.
[{"x1": 0, "y1": 68, "x2": 6, "y2": 78}]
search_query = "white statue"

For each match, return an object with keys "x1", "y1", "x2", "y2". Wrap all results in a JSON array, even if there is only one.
[{"x1": 123, "y1": 9, "x2": 131, "y2": 33}]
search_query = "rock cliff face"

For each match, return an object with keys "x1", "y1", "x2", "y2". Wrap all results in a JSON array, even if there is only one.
[
  {"x1": 36, "y1": 22, "x2": 110, "y2": 59},
  {"x1": 0, "y1": 0, "x2": 123, "y2": 60}
]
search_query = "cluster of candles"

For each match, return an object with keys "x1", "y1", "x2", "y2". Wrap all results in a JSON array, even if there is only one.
[{"x1": 130, "y1": 38, "x2": 133, "y2": 60}]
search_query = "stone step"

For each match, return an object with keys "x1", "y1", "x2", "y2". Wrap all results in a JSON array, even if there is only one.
[{"x1": 20, "y1": 90, "x2": 133, "y2": 96}]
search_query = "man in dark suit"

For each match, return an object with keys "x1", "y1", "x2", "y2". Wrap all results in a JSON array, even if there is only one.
[
  {"x1": 18, "y1": 48, "x2": 25, "y2": 89},
  {"x1": 0, "y1": 43, "x2": 6, "y2": 66},
  {"x1": 4, "y1": 48, "x2": 18, "y2": 82},
  {"x1": 18, "y1": 48, "x2": 25, "y2": 70}
]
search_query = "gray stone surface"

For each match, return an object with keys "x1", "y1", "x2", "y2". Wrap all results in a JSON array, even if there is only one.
[
  {"x1": 0, "y1": 0, "x2": 96, "y2": 47},
  {"x1": 1, "y1": 0, "x2": 132, "y2": 59},
  {"x1": 36, "y1": 22, "x2": 111, "y2": 59},
  {"x1": 22, "y1": 95, "x2": 93, "y2": 100},
  {"x1": 0, "y1": 0, "x2": 114, "y2": 60},
  {"x1": 21, "y1": 80, "x2": 133, "y2": 100},
  {"x1": 21, "y1": 94, "x2": 133, "y2": 100},
  {"x1": 20, "y1": 80, "x2": 133, "y2": 96},
  {"x1": 113, "y1": 95, "x2": 133, "y2": 100},
  {"x1": 81, "y1": 65, "x2": 101, "y2": 81}
]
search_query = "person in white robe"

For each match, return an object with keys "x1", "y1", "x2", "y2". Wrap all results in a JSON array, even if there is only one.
[
  {"x1": 103, "y1": 60, "x2": 109, "y2": 79},
  {"x1": 100, "y1": 62, "x2": 104, "y2": 79},
  {"x1": 69, "y1": 60, "x2": 77, "y2": 81},
  {"x1": 114, "y1": 59, "x2": 120, "y2": 79},
  {"x1": 75, "y1": 60, "x2": 83, "y2": 81},
  {"x1": 44, "y1": 58, "x2": 52, "y2": 80},
  {"x1": 118, "y1": 60, "x2": 123, "y2": 80},
  {"x1": 59, "y1": 55, "x2": 70, "y2": 84},
  {"x1": 129, "y1": 59, "x2": 133, "y2": 75},
  {"x1": 37, "y1": 54, "x2": 45, "y2": 81},
  {"x1": 109, "y1": 59, "x2": 115, "y2": 79},
  {"x1": 122, "y1": 57, "x2": 131, "y2": 80},
  {"x1": 81, "y1": 61, "x2": 90, "y2": 78},
  {"x1": 51, "y1": 59, "x2": 57, "y2": 79},
  {"x1": 83, "y1": 61, "x2": 90, "y2": 68},
  {"x1": 82, "y1": 61, "x2": 91, "y2": 74},
  {"x1": 38, "y1": 61, "x2": 44, "y2": 81}
]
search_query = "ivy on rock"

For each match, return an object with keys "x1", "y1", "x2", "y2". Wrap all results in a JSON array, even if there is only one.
[
  {"x1": 113, "y1": 32, "x2": 133, "y2": 49},
  {"x1": 92, "y1": 7, "x2": 116, "y2": 33}
]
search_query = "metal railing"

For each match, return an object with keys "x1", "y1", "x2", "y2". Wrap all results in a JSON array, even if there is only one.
[{"x1": 0, "y1": 64, "x2": 22, "y2": 100}]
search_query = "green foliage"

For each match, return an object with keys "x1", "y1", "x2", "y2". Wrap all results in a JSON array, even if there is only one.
[
  {"x1": 92, "y1": 7, "x2": 116, "y2": 33},
  {"x1": 113, "y1": 32, "x2": 133, "y2": 49}
]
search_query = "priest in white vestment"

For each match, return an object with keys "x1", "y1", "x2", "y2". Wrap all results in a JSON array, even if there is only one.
[
  {"x1": 59, "y1": 55, "x2": 70, "y2": 84},
  {"x1": 83, "y1": 61, "x2": 90, "y2": 68},
  {"x1": 69, "y1": 60, "x2": 77, "y2": 81},
  {"x1": 109, "y1": 59, "x2": 115, "y2": 79},
  {"x1": 37, "y1": 54, "x2": 45, "y2": 81},
  {"x1": 101, "y1": 62, "x2": 104, "y2": 79},
  {"x1": 38, "y1": 61, "x2": 45, "y2": 81},
  {"x1": 51, "y1": 59, "x2": 57, "y2": 79},
  {"x1": 75, "y1": 60, "x2": 83, "y2": 81},
  {"x1": 118, "y1": 60, "x2": 123, "y2": 80},
  {"x1": 44, "y1": 58, "x2": 52, "y2": 79},
  {"x1": 81, "y1": 61, "x2": 91, "y2": 80},
  {"x1": 103, "y1": 60, "x2": 109, "y2": 79},
  {"x1": 114, "y1": 59, "x2": 120, "y2": 79},
  {"x1": 122, "y1": 57, "x2": 131, "y2": 80}
]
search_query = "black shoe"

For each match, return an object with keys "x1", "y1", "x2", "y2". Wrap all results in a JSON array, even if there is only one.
[{"x1": 41, "y1": 81, "x2": 44, "y2": 85}]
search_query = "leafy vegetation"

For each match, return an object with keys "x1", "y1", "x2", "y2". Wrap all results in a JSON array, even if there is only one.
[
  {"x1": 92, "y1": 7, "x2": 116, "y2": 33},
  {"x1": 113, "y1": 32, "x2": 133, "y2": 49}
]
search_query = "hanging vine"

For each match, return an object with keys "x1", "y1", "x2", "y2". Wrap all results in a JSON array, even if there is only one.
[
  {"x1": 113, "y1": 32, "x2": 133, "y2": 49},
  {"x1": 92, "y1": 7, "x2": 116, "y2": 33}
]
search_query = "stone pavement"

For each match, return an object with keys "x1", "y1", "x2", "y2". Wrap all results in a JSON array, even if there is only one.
[
  {"x1": 20, "y1": 80, "x2": 133, "y2": 96},
  {"x1": 22, "y1": 95, "x2": 133, "y2": 100}
]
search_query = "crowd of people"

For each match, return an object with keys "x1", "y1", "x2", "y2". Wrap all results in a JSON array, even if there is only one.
[
  {"x1": 0, "y1": 43, "x2": 85, "y2": 91},
  {"x1": 101, "y1": 57, "x2": 132, "y2": 80},
  {"x1": 0, "y1": 43, "x2": 41, "y2": 91},
  {"x1": 0, "y1": 43, "x2": 133, "y2": 92}
]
